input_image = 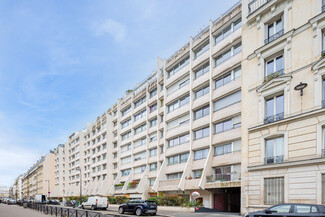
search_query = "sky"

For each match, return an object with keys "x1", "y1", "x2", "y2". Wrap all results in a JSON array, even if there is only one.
[{"x1": 0, "y1": 0, "x2": 238, "y2": 187}]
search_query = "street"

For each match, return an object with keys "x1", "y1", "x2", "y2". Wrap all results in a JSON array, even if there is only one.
[{"x1": 0, "y1": 203, "x2": 241, "y2": 217}]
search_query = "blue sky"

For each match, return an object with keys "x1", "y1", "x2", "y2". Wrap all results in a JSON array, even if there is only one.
[{"x1": 0, "y1": 0, "x2": 238, "y2": 186}]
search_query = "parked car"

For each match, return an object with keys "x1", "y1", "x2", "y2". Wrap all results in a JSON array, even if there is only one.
[
  {"x1": 7, "y1": 199, "x2": 16, "y2": 205},
  {"x1": 118, "y1": 200, "x2": 157, "y2": 216},
  {"x1": 48, "y1": 199, "x2": 60, "y2": 205},
  {"x1": 81, "y1": 196, "x2": 108, "y2": 210},
  {"x1": 245, "y1": 203, "x2": 325, "y2": 217},
  {"x1": 65, "y1": 200, "x2": 77, "y2": 207}
]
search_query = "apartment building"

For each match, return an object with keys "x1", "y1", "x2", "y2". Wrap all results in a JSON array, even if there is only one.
[
  {"x1": 11, "y1": 175, "x2": 23, "y2": 200},
  {"x1": 0, "y1": 186, "x2": 9, "y2": 198},
  {"x1": 21, "y1": 152, "x2": 55, "y2": 199},
  {"x1": 241, "y1": 0, "x2": 325, "y2": 214},
  {"x1": 52, "y1": 144, "x2": 66, "y2": 198}
]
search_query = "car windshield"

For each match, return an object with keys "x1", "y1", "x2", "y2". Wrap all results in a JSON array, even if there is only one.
[{"x1": 269, "y1": 204, "x2": 291, "y2": 213}]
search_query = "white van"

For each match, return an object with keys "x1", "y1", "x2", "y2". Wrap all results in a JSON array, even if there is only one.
[
  {"x1": 34, "y1": 195, "x2": 47, "y2": 204},
  {"x1": 81, "y1": 196, "x2": 108, "y2": 210}
]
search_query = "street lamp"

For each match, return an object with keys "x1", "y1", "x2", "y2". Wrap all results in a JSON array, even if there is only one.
[
  {"x1": 76, "y1": 167, "x2": 82, "y2": 206},
  {"x1": 45, "y1": 180, "x2": 50, "y2": 200}
]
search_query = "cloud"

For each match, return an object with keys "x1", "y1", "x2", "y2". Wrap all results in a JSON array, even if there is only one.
[{"x1": 93, "y1": 19, "x2": 127, "y2": 42}]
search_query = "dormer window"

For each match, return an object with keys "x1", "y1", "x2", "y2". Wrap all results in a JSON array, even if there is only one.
[{"x1": 265, "y1": 17, "x2": 283, "y2": 44}]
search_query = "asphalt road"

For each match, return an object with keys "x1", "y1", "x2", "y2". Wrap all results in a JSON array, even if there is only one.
[{"x1": 0, "y1": 203, "x2": 241, "y2": 217}]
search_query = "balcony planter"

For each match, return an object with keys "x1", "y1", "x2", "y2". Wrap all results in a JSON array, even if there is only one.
[
  {"x1": 264, "y1": 70, "x2": 284, "y2": 83},
  {"x1": 114, "y1": 183, "x2": 124, "y2": 187},
  {"x1": 128, "y1": 180, "x2": 139, "y2": 189}
]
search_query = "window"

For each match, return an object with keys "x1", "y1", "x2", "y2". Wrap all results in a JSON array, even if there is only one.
[
  {"x1": 168, "y1": 134, "x2": 190, "y2": 148},
  {"x1": 134, "y1": 165, "x2": 146, "y2": 174},
  {"x1": 121, "y1": 131, "x2": 131, "y2": 141},
  {"x1": 121, "y1": 144, "x2": 131, "y2": 152},
  {"x1": 323, "y1": 79, "x2": 325, "y2": 108},
  {"x1": 214, "y1": 116, "x2": 241, "y2": 134},
  {"x1": 134, "y1": 124, "x2": 146, "y2": 135},
  {"x1": 194, "y1": 85, "x2": 209, "y2": 99},
  {"x1": 121, "y1": 106, "x2": 131, "y2": 117},
  {"x1": 194, "y1": 105, "x2": 209, "y2": 120},
  {"x1": 167, "y1": 172, "x2": 183, "y2": 180},
  {"x1": 149, "y1": 88, "x2": 157, "y2": 98},
  {"x1": 265, "y1": 94, "x2": 284, "y2": 124},
  {"x1": 294, "y1": 205, "x2": 318, "y2": 213},
  {"x1": 149, "y1": 134, "x2": 157, "y2": 142},
  {"x1": 149, "y1": 163, "x2": 157, "y2": 171},
  {"x1": 214, "y1": 90, "x2": 241, "y2": 111},
  {"x1": 149, "y1": 148, "x2": 157, "y2": 157},
  {"x1": 265, "y1": 18, "x2": 283, "y2": 44},
  {"x1": 214, "y1": 42, "x2": 241, "y2": 67},
  {"x1": 149, "y1": 118, "x2": 157, "y2": 127},
  {"x1": 167, "y1": 56, "x2": 190, "y2": 78},
  {"x1": 168, "y1": 153, "x2": 189, "y2": 165},
  {"x1": 134, "y1": 151, "x2": 146, "y2": 161},
  {"x1": 215, "y1": 17, "x2": 241, "y2": 44},
  {"x1": 149, "y1": 104, "x2": 157, "y2": 113},
  {"x1": 193, "y1": 170, "x2": 203, "y2": 178},
  {"x1": 102, "y1": 163, "x2": 107, "y2": 170},
  {"x1": 167, "y1": 114, "x2": 190, "y2": 130},
  {"x1": 214, "y1": 143, "x2": 232, "y2": 156},
  {"x1": 134, "y1": 96, "x2": 146, "y2": 108},
  {"x1": 194, "y1": 148, "x2": 209, "y2": 160},
  {"x1": 194, "y1": 127, "x2": 209, "y2": 139},
  {"x1": 265, "y1": 137, "x2": 284, "y2": 164},
  {"x1": 167, "y1": 95, "x2": 190, "y2": 113},
  {"x1": 265, "y1": 55, "x2": 284, "y2": 80},
  {"x1": 179, "y1": 78, "x2": 190, "y2": 89},
  {"x1": 264, "y1": 177, "x2": 284, "y2": 205},
  {"x1": 134, "y1": 109, "x2": 146, "y2": 122},
  {"x1": 121, "y1": 119, "x2": 131, "y2": 129},
  {"x1": 134, "y1": 137, "x2": 147, "y2": 147},
  {"x1": 322, "y1": 174, "x2": 325, "y2": 203},
  {"x1": 149, "y1": 178, "x2": 156, "y2": 186},
  {"x1": 214, "y1": 166, "x2": 231, "y2": 181},
  {"x1": 215, "y1": 66, "x2": 241, "y2": 89},
  {"x1": 194, "y1": 62, "x2": 209, "y2": 79},
  {"x1": 121, "y1": 169, "x2": 131, "y2": 176},
  {"x1": 193, "y1": 40, "x2": 210, "y2": 59}
]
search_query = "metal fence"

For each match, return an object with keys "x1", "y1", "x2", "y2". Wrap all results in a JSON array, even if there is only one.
[{"x1": 24, "y1": 203, "x2": 123, "y2": 217}]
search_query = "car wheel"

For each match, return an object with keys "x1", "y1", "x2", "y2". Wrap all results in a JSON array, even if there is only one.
[
  {"x1": 91, "y1": 205, "x2": 95, "y2": 210},
  {"x1": 136, "y1": 208, "x2": 143, "y2": 216},
  {"x1": 81, "y1": 205, "x2": 84, "y2": 209},
  {"x1": 118, "y1": 207, "x2": 124, "y2": 214},
  {"x1": 150, "y1": 213, "x2": 156, "y2": 216}
]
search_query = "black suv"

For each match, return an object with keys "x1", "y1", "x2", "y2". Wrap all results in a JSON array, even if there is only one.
[
  {"x1": 245, "y1": 203, "x2": 325, "y2": 217},
  {"x1": 118, "y1": 200, "x2": 157, "y2": 216}
]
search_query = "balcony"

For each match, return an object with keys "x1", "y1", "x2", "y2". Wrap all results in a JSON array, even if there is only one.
[
  {"x1": 264, "y1": 29, "x2": 284, "y2": 44},
  {"x1": 127, "y1": 181, "x2": 139, "y2": 190},
  {"x1": 322, "y1": 50, "x2": 325, "y2": 57},
  {"x1": 114, "y1": 185, "x2": 123, "y2": 191},
  {"x1": 264, "y1": 155, "x2": 284, "y2": 164},
  {"x1": 206, "y1": 172, "x2": 240, "y2": 183},
  {"x1": 264, "y1": 112, "x2": 284, "y2": 124},
  {"x1": 248, "y1": 0, "x2": 270, "y2": 15},
  {"x1": 322, "y1": 149, "x2": 325, "y2": 158},
  {"x1": 264, "y1": 69, "x2": 284, "y2": 83}
]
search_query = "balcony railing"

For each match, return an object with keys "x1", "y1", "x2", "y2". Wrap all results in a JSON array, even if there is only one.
[
  {"x1": 114, "y1": 186, "x2": 123, "y2": 191},
  {"x1": 206, "y1": 172, "x2": 241, "y2": 183},
  {"x1": 264, "y1": 69, "x2": 284, "y2": 83},
  {"x1": 265, "y1": 29, "x2": 284, "y2": 44},
  {"x1": 264, "y1": 112, "x2": 284, "y2": 124},
  {"x1": 264, "y1": 155, "x2": 284, "y2": 164},
  {"x1": 248, "y1": 0, "x2": 270, "y2": 15}
]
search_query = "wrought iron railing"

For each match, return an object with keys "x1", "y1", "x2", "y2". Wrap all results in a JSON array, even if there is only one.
[
  {"x1": 264, "y1": 69, "x2": 284, "y2": 82},
  {"x1": 265, "y1": 29, "x2": 284, "y2": 44},
  {"x1": 206, "y1": 172, "x2": 241, "y2": 183},
  {"x1": 248, "y1": 0, "x2": 270, "y2": 15},
  {"x1": 264, "y1": 155, "x2": 284, "y2": 164},
  {"x1": 264, "y1": 112, "x2": 284, "y2": 124}
]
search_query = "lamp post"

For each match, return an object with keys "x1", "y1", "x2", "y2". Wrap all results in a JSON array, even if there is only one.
[
  {"x1": 76, "y1": 167, "x2": 82, "y2": 206},
  {"x1": 45, "y1": 180, "x2": 50, "y2": 200}
]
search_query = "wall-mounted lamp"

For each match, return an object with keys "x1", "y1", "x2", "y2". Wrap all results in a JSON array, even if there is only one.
[{"x1": 294, "y1": 82, "x2": 308, "y2": 96}]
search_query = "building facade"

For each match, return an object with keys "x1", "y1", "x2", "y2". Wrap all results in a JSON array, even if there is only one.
[
  {"x1": 50, "y1": 1, "x2": 243, "y2": 212},
  {"x1": 241, "y1": 0, "x2": 325, "y2": 214},
  {"x1": 21, "y1": 152, "x2": 55, "y2": 199}
]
